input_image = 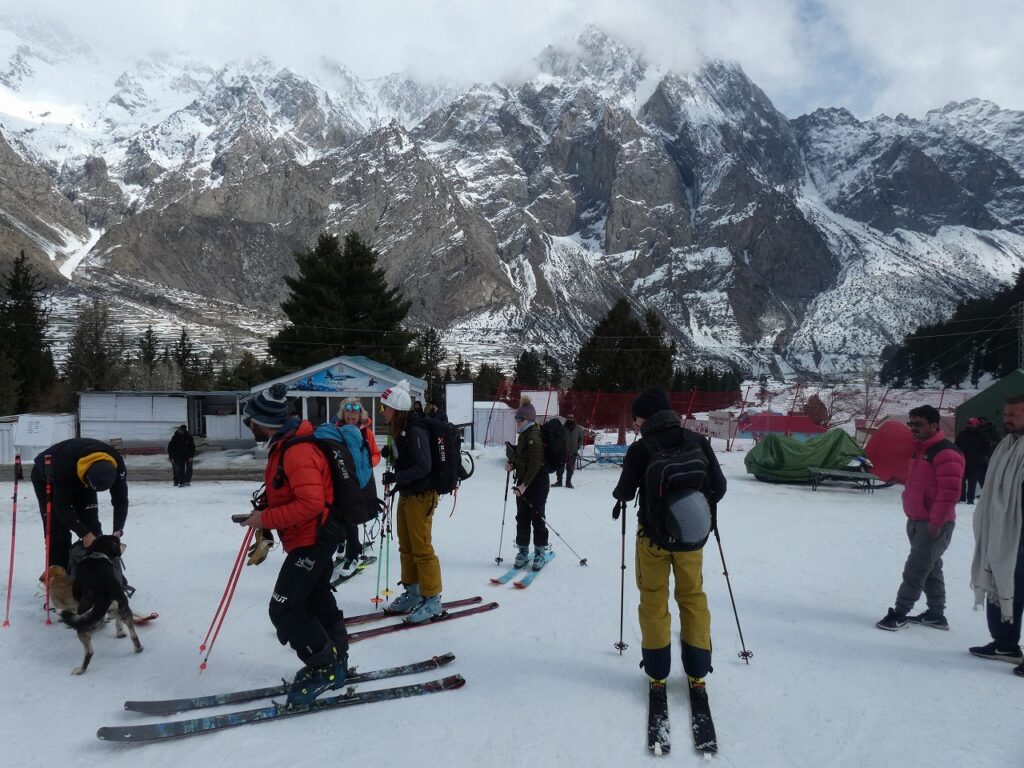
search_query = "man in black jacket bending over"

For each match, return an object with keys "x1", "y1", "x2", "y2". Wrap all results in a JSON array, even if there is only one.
[{"x1": 32, "y1": 438, "x2": 129, "y2": 572}]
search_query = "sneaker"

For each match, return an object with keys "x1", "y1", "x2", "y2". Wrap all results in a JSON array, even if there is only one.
[
  {"x1": 1014, "y1": 663, "x2": 1024, "y2": 678},
  {"x1": 906, "y1": 610, "x2": 949, "y2": 630},
  {"x1": 337, "y1": 558, "x2": 359, "y2": 578},
  {"x1": 385, "y1": 584, "x2": 420, "y2": 614},
  {"x1": 405, "y1": 594, "x2": 443, "y2": 624},
  {"x1": 532, "y1": 545, "x2": 550, "y2": 571},
  {"x1": 566, "y1": 482, "x2": 574, "y2": 489},
  {"x1": 286, "y1": 647, "x2": 339, "y2": 708},
  {"x1": 513, "y1": 546, "x2": 530, "y2": 569},
  {"x1": 552, "y1": 480, "x2": 563, "y2": 487},
  {"x1": 969, "y1": 641, "x2": 1024, "y2": 664},
  {"x1": 875, "y1": 608, "x2": 907, "y2": 631}
]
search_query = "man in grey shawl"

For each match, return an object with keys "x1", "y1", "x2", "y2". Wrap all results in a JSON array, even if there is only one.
[{"x1": 970, "y1": 395, "x2": 1024, "y2": 676}]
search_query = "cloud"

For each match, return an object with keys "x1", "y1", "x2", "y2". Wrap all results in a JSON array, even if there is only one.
[{"x1": 0, "y1": 0, "x2": 1021, "y2": 118}]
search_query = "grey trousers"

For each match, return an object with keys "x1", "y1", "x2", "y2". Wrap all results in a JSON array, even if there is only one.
[{"x1": 895, "y1": 519, "x2": 954, "y2": 615}]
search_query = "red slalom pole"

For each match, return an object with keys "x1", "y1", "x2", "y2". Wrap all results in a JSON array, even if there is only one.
[
  {"x1": 199, "y1": 526, "x2": 253, "y2": 656},
  {"x1": 2, "y1": 455, "x2": 21, "y2": 627},
  {"x1": 200, "y1": 526, "x2": 253, "y2": 672},
  {"x1": 43, "y1": 455, "x2": 52, "y2": 625}
]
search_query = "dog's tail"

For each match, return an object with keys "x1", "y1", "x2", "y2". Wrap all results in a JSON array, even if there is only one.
[{"x1": 60, "y1": 600, "x2": 112, "y2": 629}]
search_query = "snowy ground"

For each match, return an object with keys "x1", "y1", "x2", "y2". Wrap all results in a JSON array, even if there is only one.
[{"x1": 0, "y1": 442, "x2": 1018, "y2": 767}]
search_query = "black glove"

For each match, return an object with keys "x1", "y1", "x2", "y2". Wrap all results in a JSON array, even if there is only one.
[
  {"x1": 710, "y1": 501, "x2": 718, "y2": 533},
  {"x1": 505, "y1": 442, "x2": 516, "y2": 464},
  {"x1": 382, "y1": 470, "x2": 396, "y2": 486},
  {"x1": 612, "y1": 499, "x2": 625, "y2": 520},
  {"x1": 381, "y1": 445, "x2": 392, "y2": 460}
]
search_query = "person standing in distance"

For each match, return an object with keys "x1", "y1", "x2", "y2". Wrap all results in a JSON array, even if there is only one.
[
  {"x1": 240, "y1": 384, "x2": 349, "y2": 707},
  {"x1": 379, "y1": 380, "x2": 444, "y2": 623},
  {"x1": 32, "y1": 438, "x2": 128, "y2": 573},
  {"x1": 970, "y1": 395, "x2": 1024, "y2": 674},
  {"x1": 167, "y1": 424, "x2": 196, "y2": 487},
  {"x1": 335, "y1": 397, "x2": 381, "y2": 576},
  {"x1": 554, "y1": 412, "x2": 584, "y2": 489},
  {"x1": 505, "y1": 397, "x2": 551, "y2": 569}
]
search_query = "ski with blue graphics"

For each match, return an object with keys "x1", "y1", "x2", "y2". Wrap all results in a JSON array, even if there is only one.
[
  {"x1": 513, "y1": 551, "x2": 556, "y2": 588},
  {"x1": 99, "y1": 674, "x2": 466, "y2": 743},
  {"x1": 490, "y1": 559, "x2": 532, "y2": 585},
  {"x1": 123, "y1": 652, "x2": 456, "y2": 715}
]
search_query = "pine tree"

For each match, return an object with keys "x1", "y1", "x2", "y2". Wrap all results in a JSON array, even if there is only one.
[
  {"x1": 413, "y1": 327, "x2": 447, "y2": 401},
  {"x1": 268, "y1": 232, "x2": 419, "y2": 372},
  {"x1": 474, "y1": 362, "x2": 505, "y2": 399},
  {"x1": 137, "y1": 326, "x2": 160, "y2": 388},
  {"x1": 514, "y1": 349, "x2": 546, "y2": 387},
  {"x1": 0, "y1": 251, "x2": 57, "y2": 410},
  {"x1": 543, "y1": 350, "x2": 563, "y2": 389},
  {"x1": 453, "y1": 354, "x2": 472, "y2": 381},
  {"x1": 571, "y1": 298, "x2": 675, "y2": 391},
  {"x1": 64, "y1": 298, "x2": 131, "y2": 392},
  {"x1": 0, "y1": 349, "x2": 20, "y2": 414}
]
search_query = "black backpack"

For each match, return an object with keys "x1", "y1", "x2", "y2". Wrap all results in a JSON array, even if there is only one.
[
  {"x1": 419, "y1": 418, "x2": 464, "y2": 495},
  {"x1": 642, "y1": 431, "x2": 712, "y2": 551},
  {"x1": 539, "y1": 418, "x2": 567, "y2": 473},
  {"x1": 274, "y1": 434, "x2": 378, "y2": 527}
]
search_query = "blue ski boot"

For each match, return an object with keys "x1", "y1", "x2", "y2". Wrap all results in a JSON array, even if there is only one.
[
  {"x1": 513, "y1": 545, "x2": 530, "y2": 569},
  {"x1": 286, "y1": 646, "x2": 340, "y2": 708},
  {"x1": 405, "y1": 594, "x2": 443, "y2": 624},
  {"x1": 386, "y1": 583, "x2": 420, "y2": 614},
  {"x1": 532, "y1": 545, "x2": 551, "y2": 571}
]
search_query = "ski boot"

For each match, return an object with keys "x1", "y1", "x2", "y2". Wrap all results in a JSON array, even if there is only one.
[
  {"x1": 286, "y1": 646, "x2": 340, "y2": 708},
  {"x1": 405, "y1": 594, "x2": 443, "y2": 624},
  {"x1": 532, "y1": 545, "x2": 551, "y2": 571},
  {"x1": 513, "y1": 545, "x2": 530, "y2": 569},
  {"x1": 385, "y1": 583, "x2": 420, "y2": 614}
]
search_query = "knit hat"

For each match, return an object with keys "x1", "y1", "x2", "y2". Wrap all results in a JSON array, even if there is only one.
[
  {"x1": 515, "y1": 398, "x2": 536, "y2": 422},
  {"x1": 632, "y1": 387, "x2": 672, "y2": 420},
  {"x1": 244, "y1": 383, "x2": 290, "y2": 429},
  {"x1": 380, "y1": 379, "x2": 413, "y2": 412},
  {"x1": 85, "y1": 462, "x2": 117, "y2": 491}
]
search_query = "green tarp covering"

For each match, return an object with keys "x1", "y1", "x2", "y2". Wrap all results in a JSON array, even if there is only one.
[{"x1": 744, "y1": 429, "x2": 866, "y2": 483}]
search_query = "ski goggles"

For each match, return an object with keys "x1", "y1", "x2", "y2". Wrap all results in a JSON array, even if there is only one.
[{"x1": 343, "y1": 403, "x2": 362, "y2": 412}]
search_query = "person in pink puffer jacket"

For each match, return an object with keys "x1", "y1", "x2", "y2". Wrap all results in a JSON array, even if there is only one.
[{"x1": 876, "y1": 405, "x2": 965, "y2": 632}]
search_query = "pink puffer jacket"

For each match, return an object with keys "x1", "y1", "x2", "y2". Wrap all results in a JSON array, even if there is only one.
[{"x1": 901, "y1": 430, "x2": 965, "y2": 527}]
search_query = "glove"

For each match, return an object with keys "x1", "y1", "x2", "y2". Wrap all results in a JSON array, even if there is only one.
[
  {"x1": 381, "y1": 445, "x2": 392, "y2": 460},
  {"x1": 504, "y1": 442, "x2": 516, "y2": 464},
  {"x1": 382, "y1": 470, "x2": 396, "y2": 486},
  {"x1": 513, "y1": 484, "x2": 526, "y2": 497},
  {"x1": 612, "y1": 500, "x2": 625, "y2": 520},
  {"x1": 246, "y1": 528, "x2": 274, "y2": 566}
]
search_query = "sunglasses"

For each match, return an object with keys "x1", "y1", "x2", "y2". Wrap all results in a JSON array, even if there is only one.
[
  {"x1": 343, "y1": 403, "x2": 362, "y2": 412},
  {"x1": 905, "y1": 420, "x2": 929, "y2": 428}
]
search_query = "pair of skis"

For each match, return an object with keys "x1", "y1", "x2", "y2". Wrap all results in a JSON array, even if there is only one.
[
  {"x1": 648, "y1": 679, "x2": 718, "y2": 755},
  {"x1": 100, "y1": 653, "x2": 464, "y2": 742},
  {"x1": 489, "y1": 551, "x2": 556, "y2": 589}
]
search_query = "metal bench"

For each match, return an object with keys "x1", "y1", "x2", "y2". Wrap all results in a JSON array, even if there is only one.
[{"x1": 807, "y1": 467, "x2": 889, "y2": 493}]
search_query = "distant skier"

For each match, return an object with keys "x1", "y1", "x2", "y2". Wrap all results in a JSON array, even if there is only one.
[{"x1": 504, "y1": 397, "x2": 551, "y2": 571}]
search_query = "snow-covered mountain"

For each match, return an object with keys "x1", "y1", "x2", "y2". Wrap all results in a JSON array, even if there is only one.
[{"x1": 1, "y1": 14, "x2": 1022, "y2": 375}]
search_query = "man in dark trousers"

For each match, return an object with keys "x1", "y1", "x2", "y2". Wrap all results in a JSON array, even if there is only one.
[
  {"x1": 239, "y1": 384, "x2": 349, "y2": 707},
  {"x1": 956, "y1": 417, "x2": 991, "y2": 504},
  {"x1": 31, "y1": 438, "x2": 129, "y2": 573},
  {"x1": 554, "y1": 413, "x2": 584, "y2": 488},
  {"x1": 167, "y1": 424, "x2": 196, "y2": 487}
]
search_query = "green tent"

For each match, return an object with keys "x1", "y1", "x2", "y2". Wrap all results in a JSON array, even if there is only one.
[{"x1": 744, "y1": 429, "x2": 866, "y2": 483}]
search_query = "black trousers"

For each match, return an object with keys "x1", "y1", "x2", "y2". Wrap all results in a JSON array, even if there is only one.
[
  {"x1": 269, "y1": 532, "x2": 346, "y2": 662},
  {"x1": 515, "y1": 474, "x2": 550, "y2": 548},
  {"x1": 556, "y1": 455, "x2": 577, "y2": 484},
  {"x1": 340, "y1": 522, "x2": 363, "y2": 561},
  {"x1": 31, "y1": 464, "x2": 100, "y2": 571}
]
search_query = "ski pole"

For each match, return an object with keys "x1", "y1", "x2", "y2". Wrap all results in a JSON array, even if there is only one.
[
  {"x1": 613, "y1": 499, "x2": 627, "y2": 653},
  {"x1": 524, "y1": 496, "x2": 588, "y2": 566},
  {"x1": 43, "y1": 454, "x2": 52, "y2": 625},
  {"x1": 200, "y1": 526, "x2": 253, "y2": 672},
  {"x1": 200, "y1": 526, "x2": 252, "y2": 654},
  {"x1": 713, "y1": 523, "x2": 752, "y2": 663},
  {"x1": 494, "y1": 471, "x2": 511, "y2": 564},
  {"x1": 3, "y1": 455, "x2": 20, "y2": 628},
  {"x1": 372, "y1": 491, "x2": 394, "y2": 605}
]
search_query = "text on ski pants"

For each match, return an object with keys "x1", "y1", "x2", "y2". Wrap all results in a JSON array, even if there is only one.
[
  {"x1": 269, "y1": 542, "x2": 343, "y2": 655},
  {"x1": 635, "y1": 535, "x2": 712, "y2": 678},
  {"x1": 396, "y1": 490, "x2": 442, "y2": 597}
]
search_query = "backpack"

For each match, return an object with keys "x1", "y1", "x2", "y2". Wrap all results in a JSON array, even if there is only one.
[
  {"x1": 539, "y1": 418, "x2": 568, "y2": 473},
  {"x1": 642, "y1": 431, "x2": 712, "y2": 551},
  {"x1": 274, "y1": 425, "x2": 380, "y2": 527},
  {"x1": 419, "y1": 417, "x2": 464, "y2": 495}
]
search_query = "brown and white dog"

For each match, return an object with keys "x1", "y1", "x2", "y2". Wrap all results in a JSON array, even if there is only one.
[{"x1": 53, "y1": 535, "x2": 143, "y2": 674}]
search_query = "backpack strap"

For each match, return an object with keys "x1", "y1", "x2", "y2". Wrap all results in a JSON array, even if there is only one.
[{"x1": 923, "y1": 439, "x2": 959, "y2": 463}]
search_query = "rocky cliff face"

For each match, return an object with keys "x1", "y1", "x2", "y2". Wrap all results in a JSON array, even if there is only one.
[{"x1": 1, "y1": 17, "x2": 1023, "y2": 376}]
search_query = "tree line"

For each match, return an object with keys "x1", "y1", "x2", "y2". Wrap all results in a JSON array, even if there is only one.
[{"x1": 4, "y1": 232, "x2": 744, "y2": 414}]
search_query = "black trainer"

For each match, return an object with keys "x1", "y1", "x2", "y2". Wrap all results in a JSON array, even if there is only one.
[
  {"x1": 875, "y1": 608, "x2": 907, "y2": 631},
  {"x1": 1014, "y1": 663, "x2": 1024, "y2": 678},
  {"x1": 969, "y1": 642, "x2": 1024, "y2": 664},
  {"x1": 906, "y1": 610, "x2": 949, "y2": 630}
]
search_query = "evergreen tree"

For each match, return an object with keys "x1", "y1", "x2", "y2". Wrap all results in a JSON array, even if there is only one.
[
  {"x1": 453, "y1": 354, "x2": 472, "y2": 381},
  {"x1": 571, "y1": 298, "x2": 675, "y2": 391},
  {"x1": 0, "y1": 349, "x2": 20, "y2": 414},
  {"x1": 136, "y1": 326, "x2": 160, "y2": 387},
  {"x1": 215, "y1": 350, "x2": 267, "y2": 390},
  {"x1": 268, "y1": 232, "x2": 418, "y2": 372},
  {"x1": 514, "y1": 349, "x2": 546, "y2": 387},
  {"x1": 543, "y1": 350, "x2": 563, "y2": 389},
  {"x1": 474, "y1": 362, "x2": 505, "y2": 399},
  {"x1": 0, "y1": 251, "x2": 57, "y2": 410},
  {"x1": 64, "y1": 298, "x2": 131, "y2": 392},
  {"x1": 413, "y1": 327, "x2": 447, "y2": 401}
]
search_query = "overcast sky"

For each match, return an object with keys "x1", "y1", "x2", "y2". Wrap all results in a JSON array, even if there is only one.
[{"x1": 3, "y1": 0, "x2": 1022, "y2": 118}]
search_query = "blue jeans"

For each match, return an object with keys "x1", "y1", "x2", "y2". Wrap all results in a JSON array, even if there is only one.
[{"x1": 986, "y1": 537, "x2": 1024, "y2": 649}]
